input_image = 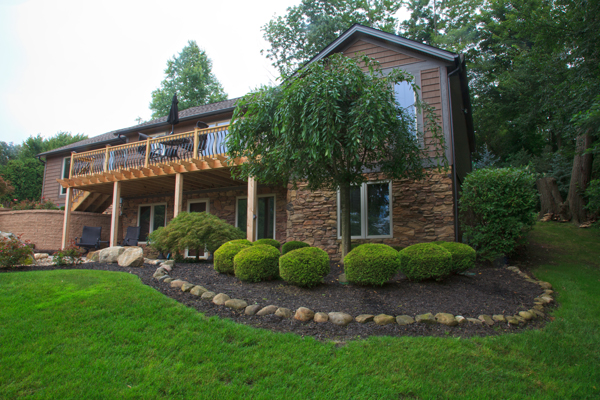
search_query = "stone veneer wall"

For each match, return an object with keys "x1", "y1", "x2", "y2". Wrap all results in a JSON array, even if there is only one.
[
  {"x1": 120, "y1": 185, "x2": 288, "y2": 244},
  {"x1": 286, "y1": 172, "x2": 455, "y2": 262}
]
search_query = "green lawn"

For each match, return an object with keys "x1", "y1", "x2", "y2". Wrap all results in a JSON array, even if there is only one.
[{"x1": 1, "y1": 223, "x2": 599, "y2": 399}]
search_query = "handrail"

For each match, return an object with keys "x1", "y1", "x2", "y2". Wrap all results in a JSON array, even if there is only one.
[{"x1": 70, "y1": 125, "x2": 231, "y2": 178}]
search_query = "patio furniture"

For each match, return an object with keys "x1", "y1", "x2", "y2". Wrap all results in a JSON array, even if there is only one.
[
  {"x1": 75, "y1": 226, "x2": 106, "y2": 253},
  {"x1": 121, "y1": 226, "x2": 141, "y2": 246}
]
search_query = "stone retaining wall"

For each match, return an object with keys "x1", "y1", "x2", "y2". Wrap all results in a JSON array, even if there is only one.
[{"x1": 0, "y1": 209, "x2": 112, "y2": 251}]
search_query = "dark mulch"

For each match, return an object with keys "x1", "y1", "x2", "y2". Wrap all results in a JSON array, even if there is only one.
[{"x1": 2, "y1": 258, "x2": 552, "y2": 340}]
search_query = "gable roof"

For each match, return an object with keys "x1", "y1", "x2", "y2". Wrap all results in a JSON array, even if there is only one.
[{"x1": 38, "y1": 98, "x2": 239, "y2": 157}]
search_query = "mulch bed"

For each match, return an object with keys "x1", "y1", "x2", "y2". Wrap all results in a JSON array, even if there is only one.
[{"x1": 1, "y1": 257, "x2": 552, "y2": 340}]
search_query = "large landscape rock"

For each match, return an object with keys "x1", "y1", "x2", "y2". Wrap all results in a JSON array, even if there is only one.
[
  {"x1": 435, "y1": 313, "x2": 458, "y2": 326},
  {"x1": 374, "y1": 314, "x2": 396, "y2": 325},
  {"x1": 190, "y1": 286, "x2": 207, "y2": 296},
  {"x1": 225, "y1": 299, "x2": 248, "y2": 310},
  {"x1": 98, "y1": 247, "x2": 126, "y2": 263},
  {"x1": 256, "y1": 305, "x2": 278, "y2": 316},
  {"x1": 118, "y1": 247, "x2": 144, "y2": 267},
  {"x1": 294, "y1": 307, "x2": 315, "y2": 322},
  {"x1": 355, "y1": 314, "x2": 375, "y2": 324},
  {"x1": 275, "y1": 308, "x2": 292, "y2": 318},
  {"x1": 213, "y1": 293, "x2": 230, "y2": 305},
  {"x1": 415, "y1": 313, "x2": 437, "y2": 324},
  {"x1": 86, "y1": 251, "x2": 99, "y2": 262},
  {"x1": 245, "y1": 305, "x2": 261, "y2": 315},
  {"x1": 396, "y1": 315, "x2": 415, "y2": 326},
  {"x1": 328, "y1": 312, "x2": 353, "y2": 326},
  {"x1": 314, "y1": 312, "x2": 329, "y2": 323}
]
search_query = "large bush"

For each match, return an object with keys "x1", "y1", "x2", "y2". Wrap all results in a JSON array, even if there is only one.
[
  {"x1": 460, "y1": 167, "x2": 538, "y2": 261},
  {"x1": 398, "y1": 243, "x2": 453, "y2": 281},
  {"x1": 436, "y1": 241, "x2": 476, "y2": 273},
  {"x1": 281, "y1": 240, "x2": 310, "y2": 255},
  {"x1": 0, "y1": 234, "x2": 34, "y2": 267},
  {"x1": 254, "y1": 238, "x2": 281, "y2": 250},
  {"x1": 279, "y1": 247, "x2": 330, "y2": 287},
  {"x1": 234, "y1": 244, "x2": 280, "y2": 282},
  {"x1": 344, "y1": 243, "x2": 400, "y2": 286},
  {"x1": 214, "y1": 240, "x2": 252, "y2": 274}
]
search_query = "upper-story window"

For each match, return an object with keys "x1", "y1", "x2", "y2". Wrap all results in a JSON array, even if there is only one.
[
  {"x1": 60, "y1": 157, "x2": 70, "y2": 195},
  {"x1": 394, "y1": 81, "x2": 417, "y2": 125}
]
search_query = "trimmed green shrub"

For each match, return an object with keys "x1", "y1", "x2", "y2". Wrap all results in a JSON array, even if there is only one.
[
  {"x1": 460, "y1": 167, "x2": 538, "y2": 261},
  {"x1": 279, "y1": 247, "x2": 330, "y2": 287},
  {"x1": 437, "y1": 241, "x2": 476, "y2": 273},
  {"x1": 344, "y1": 243, "x2": 400, "y2": 286},
  {"x1": 234, "y1": 244, "x2": 280, "y2": 282},
  {"x1": 227, "y1": 239, "x2": 253, "y2": 247},
  {"x1": 398, "y1": 243, "x2": 452, "y2": 281},
  {"x1": 254, "y1": 238, "x2": 281, "y2": 250},
  {"x1": 281, "y1": 240, "x2": 309, "y2": 255},
  {"x1": 214, "y1": 241, "x2": 252, "y2": 274}
]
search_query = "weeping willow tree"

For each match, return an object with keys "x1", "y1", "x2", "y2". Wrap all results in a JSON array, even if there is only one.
[{"x1": 227, "y1": 54, "x2": 446, "y2": 258}]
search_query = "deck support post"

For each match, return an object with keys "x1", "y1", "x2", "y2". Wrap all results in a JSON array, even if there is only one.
[
  {"x1": 61, "y1": 187, "x2": 73, "y2": 249},
  {"x1": 110, "y1": 181, "x2": 121, "y2": 247},
  {"x1": 247, "y1": 177, "x2": 258, "y2": 242},
  {"x1": 174, "y1": 173, "x2": 184, "y2": 218}
]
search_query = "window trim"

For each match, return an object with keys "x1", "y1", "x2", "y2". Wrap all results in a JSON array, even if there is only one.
[
  {"x1": 59, "y1": 157, "x2": 70, "y2": 196},
  {"x1": 137, "y1": 202, "x2": 167, "y2": 244},
  {"x1": 336, "y1": 180, "x2": 393, "y2": 240},
  {"x1": 235, "y1": 194, "x2": 277, "y2": 240},
  {"x1": 184, "y1": 198, "x2": 210, "y2": 259}
]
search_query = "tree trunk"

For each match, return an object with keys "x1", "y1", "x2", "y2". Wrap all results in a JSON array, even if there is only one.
[
  {"x1": 536, "y1": 177, "x2": 564, "y2": 218},
  {"x1": 567, "y1": 132, "x2": 594, "y2": 224},
  {"x1": 339, "y1": 183, "x2": 352, "y2": 260}
]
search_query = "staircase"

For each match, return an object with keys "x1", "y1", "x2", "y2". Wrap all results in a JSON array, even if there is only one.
[{"x1": 71, "y1": 190, "x2": 112, "y2": 213}]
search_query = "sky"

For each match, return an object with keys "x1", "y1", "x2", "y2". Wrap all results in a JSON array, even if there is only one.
[{"x1": 0, "y1": 0, "x2": 302, "y2": 143}]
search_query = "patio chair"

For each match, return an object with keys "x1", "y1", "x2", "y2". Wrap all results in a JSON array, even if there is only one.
[
  {"x1": 121, "y1": 226, "x2": 141, "y2": 247},
  {"x1": 75, "y1": 226, "x2": 106, "y2": 252}
]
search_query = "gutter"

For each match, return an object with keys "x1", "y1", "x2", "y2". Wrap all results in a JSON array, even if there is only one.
[{"x1": 447, "y1": 56, "x2": 462, "y2": 242}]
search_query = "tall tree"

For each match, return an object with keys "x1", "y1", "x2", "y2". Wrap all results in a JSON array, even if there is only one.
[
  {"x1": 149, "y1": 41, "x2": 227, "y2": 119},
  {"x1": 262, "y1": 0, "x2": 402, "y2": 78},
  {"x1": 18, "y1": 132, "x2": 87, "y2": 160},
  {"x1": 228, "y1": 54, "x2": 445, "y2": 257}
]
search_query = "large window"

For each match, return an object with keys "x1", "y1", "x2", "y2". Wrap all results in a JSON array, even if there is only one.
[
  {"x1": 138, "y1": 203, "x2": 167, "y2": 242},
  {"x1": 236, "y1": 195, "x2": 275, "y2": 240},
  {"x1": 394, "y1": 81, "x2": 417, "y2": 133},
  {"x1": 60, "y1": 157, "x2": 70, "y2": 195},
  {"x1": 337, "y1": 181, "x2": 392, "y2": 239}
]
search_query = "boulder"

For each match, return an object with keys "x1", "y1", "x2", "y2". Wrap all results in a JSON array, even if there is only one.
[
  {"x1": 225, "y1": 299, "x2": 248, "y2": 310},
  {"x1": 117, "y1": 247, "x2": 144, "y2": 267},
  {"x1": 478, "y1": 315, "x2": 494, "y2": 326},
  {"x1": 256, "y1": 305, "x2": 278, "y2": 316},
  {"x1": 213, "y1": 293, "x2": 230, "y2": 305},
  {"x1": 328, "y1": 312, "x2": 353, "y2": 326},
  {"x1": 396, "y1": 315, "x2": 415, "y2": 326},
  {"x1": 161, "y1": 263, "x2": 172, "y2": 272},
  {"x1": 492, "y1": 315, "x2": 506, "y2": 323},
  {"x1": 455, "y1": 316, "x2": 466, "y2": 325},
  {"x1": 294, "y1": 307, "x2": 315, "y2": 322},
  {"x1": 144, "y1": 258, "x2": 161, "y2": 265},
  {"x1": 170, "y1": 280, "x2": 185, "y2": 288},
  {"x1": 435, "y1": 313, "x2": 458, "y2": 326},
  {"x1": 314, "y1": 312, "x2": 329, "y2": 323},
  {"x1": 163, "y1": 278, "x2": 174, "y2": 284},
  {"x1": 153, "y1": 268, "x2": 167, "y2": 278},
  {"x1": 181, "y1": 282, "x2": 194, "y2": 292},
  {"x1": 245, "y1": 304, "x2": 261, "y2": 315},
  {"x1": 506, "y1": 316, "x2": 519, "y2": 325},
  {"x1": 518, "y1": 311, "x2": 534, "y2": 320},
  {"x1": 275, "y1": 308, "x2": 292, "y2": 318},
  {"x1": 374, "y1": 314, "x2": 396, "y2": 325},
  {"x1": 98, "y1": 247, "x2": 126, "y2": 263},
  {"x1": 355, "y1": 314, "x2": 375, "y2": 324},
  {"x1": 161, "y1": 260, "x2": 174, "y2": 268},
  {"x1": 156, "y1": 275, "x2": 169, "y2": 281},
  {"x1": 86, "y1": 251, "x2": 99, "y2": 262},
  {"x1": 34, "y1": 253, "x2": 49, "y2": 260},
  {"x1": 190, "y1": 286, "x2": 207, "y2": 296},
  {"x1": 415, "y1": 313, "x2": 437, "y2": 324},
  {"x1": 201, "y1": 291, "x2": 216, "y2": 300},
  {"x1": 514, "y1": 315, "x2": 527, "y2": 324}
]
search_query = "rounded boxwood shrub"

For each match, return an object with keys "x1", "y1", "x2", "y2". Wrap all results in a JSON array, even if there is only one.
[
  {"x1": 437, "y1": 242, "x2": 476, "y2": 273},
  {"x1": 234, "y1": 244, "x2": 280, "y2": 282},
  {"x1": 343, "y1": 243, "x2": 400, "y2": 286},
  {"x1": 398, "y1": 243, "x2": 452, "y2": 281},
  {"x1": 213, "y1": 241, "x2": 252, "y2": 274},
  {"x1": 279, "y1": 247, "x2": 330, "y2": 287},
  {"x1": 281, "y1": 240, "x2": 310, "y2": 255},
  {"x1": 253, "y1": 238, "x2": 281, "y2": 250}
]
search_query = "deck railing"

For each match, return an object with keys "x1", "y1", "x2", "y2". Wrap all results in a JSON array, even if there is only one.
[{"x1": 69, "y1": 125, "x2": 230, "y2": 178}]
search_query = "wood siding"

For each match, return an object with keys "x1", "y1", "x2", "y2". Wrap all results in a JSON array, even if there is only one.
[
  {"x1": 43, "y1": 155, "x2": 68, "y2": 207},
  {"x1": 342, "y1": 39, "x2": 424, "y2": 70},
  {"x1": 420, "y1": 67, "x2": 444, "y2": 156}
]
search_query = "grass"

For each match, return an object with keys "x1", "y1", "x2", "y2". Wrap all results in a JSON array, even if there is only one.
[{"x1": 1, "y1": 222, "x2": 599, "y2": 399}]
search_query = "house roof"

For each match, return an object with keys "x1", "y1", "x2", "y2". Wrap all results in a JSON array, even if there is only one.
[{"x1": 38, "y1": 97, "x2": 239, "y2": 157}]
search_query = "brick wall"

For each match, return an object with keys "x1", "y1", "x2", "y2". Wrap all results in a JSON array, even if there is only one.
[
  {"x1": 286, "y1": 172, "x2": 455, "y2": 262},
  {"x1": 0, "y1": 209, "x2": 112, "y2": 251}
]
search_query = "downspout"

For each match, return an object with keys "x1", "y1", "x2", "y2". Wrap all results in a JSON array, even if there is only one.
[{"x1": 447, "y1": 57, "x2": 461, "y2": 242}]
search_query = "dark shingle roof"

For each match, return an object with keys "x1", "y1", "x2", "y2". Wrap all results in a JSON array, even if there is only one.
[{"x1": 38, "y1": 97, "x2": 239, "y2": 157}]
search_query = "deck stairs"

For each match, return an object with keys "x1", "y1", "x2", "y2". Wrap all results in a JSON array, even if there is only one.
[{"x1": 71, "y1": 190, "x2": 112, "y2": 213}]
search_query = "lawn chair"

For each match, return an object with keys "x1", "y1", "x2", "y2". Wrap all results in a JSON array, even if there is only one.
[
  {"x1": 121, "y1": 226, "x2": 141, "y2": 247},
  {"x1": 75, "y1": 226, "x2": 106, "y2": 253}
]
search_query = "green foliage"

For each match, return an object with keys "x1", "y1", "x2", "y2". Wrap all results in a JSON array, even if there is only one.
[
  {"x1": 0, "y1": 234, "x2": 34, "y2": 267},
  {"x1": 149, "y1": 40, "x2": 227, "y2": 119},
  {"x1": 0, "y1": 158, "x2": 44, "y2": 203},
  {"x1": 460, "y1": 167, "x2": 538, "y2": 261},
  {"x1": 281, "y1": 240, "x2": 310, "y2": 255},
  {"x1": 585, "y1": 179, "x2": 600, "y2": 216},
  {"x1": 0, "y1": 176, "x2": 14, "y2": 198},
  {"x1": 262, "y1": 0, "x2": 402, "y2": 78},
  {"x1": 343, "y1": 243, "x2": 400, "y2": 286},
  {"x1": 253, "y1": 238, "x2": 281, "y2": 250},
  {"x1": 214, "y1": 241, "x2": 252, "y2": 274},
  {"x1": 19, "y1": 132, "x2": 87, "y2": 160},
  {"x1": 147, "y1": 227, "x2": 169, "y2": 256},
  {"x1": 10, "y1": 198, "x2": 59, "y2": 210},
  {"x1": 233, "y1": 244, "x2": 280, "y2": 282},
  {"x1": 436, "y1": 241, "x2": 476, "y2": 273},
  {"x1": 279, "y1": 247, "x2": 330, "y2": 288},
  {"x1": 398, "y1": 243, "x2": 453, "y2": 281},
  {"x1": 53, "y1": 245, "x2": 83, "y2": 266},
  {"x1": 148, "y1": 212, "x2": 244, "y2": 260}
]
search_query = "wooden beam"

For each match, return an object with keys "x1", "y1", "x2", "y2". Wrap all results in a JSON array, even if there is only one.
[
  {"x1": 110, "y1": 181, "x2": 121, "y2": 247},
  {"x1": 247, "y1": 176, "x2": 258, "y2": 242},
  {"x1": 174, "y1": 173, "x2": 184, "y2": 218},
  {"x1": 61, "y1": 187, "x2": 73, "y2": 249}
]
